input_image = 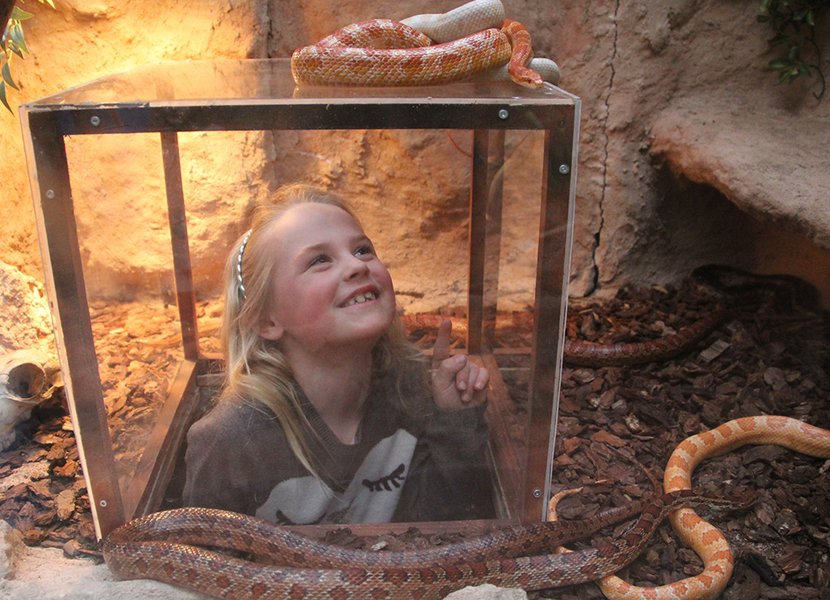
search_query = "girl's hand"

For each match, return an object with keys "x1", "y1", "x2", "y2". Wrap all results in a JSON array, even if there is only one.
[{"x1": 431, "y1": 319, "x2": 489, "y2": 411}]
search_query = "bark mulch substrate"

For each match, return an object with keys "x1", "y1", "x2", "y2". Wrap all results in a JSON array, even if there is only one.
[
  {"x1": 540, "y1": 276, "x2": 830, "y2": 600},
  {"x1": 0, "y1": 271, "x2": 828, "y2": 599},
  {"x1": 0, "y1": 396, "x2": 99, "y2": 556}
]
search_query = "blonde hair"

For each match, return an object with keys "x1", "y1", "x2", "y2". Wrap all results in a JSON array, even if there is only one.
[{"x1": 219, "y1": 184, "x2": 429, "y2": 476}]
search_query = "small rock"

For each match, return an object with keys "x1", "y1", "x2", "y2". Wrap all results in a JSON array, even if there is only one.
[
  {"x1": 56, "y1": 489, "x2": 76, "y2": 521},
  {"x1": 0, "y1": 521, "x2": 25, "y2": 579},
  {"x1": 443, "y1": 584, "x2": 528, "y2": 599}
]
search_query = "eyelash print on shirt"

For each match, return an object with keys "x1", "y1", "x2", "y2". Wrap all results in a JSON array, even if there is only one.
[{"x1": 362, "y1": 463, "x2": 406, "y2": 492}]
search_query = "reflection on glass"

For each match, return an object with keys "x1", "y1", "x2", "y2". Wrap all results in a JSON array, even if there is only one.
[
  {"x1": 181, "y1": 184, "x2": 496, "y2": 524},
  {"x1": 63, "y1": 133, "x2": 176, "y2": 503}
]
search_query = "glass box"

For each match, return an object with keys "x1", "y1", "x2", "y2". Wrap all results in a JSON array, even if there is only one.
[{"x1": 20, "y1": 59, "x2": 580, "y2": 539}]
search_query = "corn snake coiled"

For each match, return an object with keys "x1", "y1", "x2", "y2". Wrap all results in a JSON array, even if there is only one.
[{"x1": 290, "y1": 0, "x2": 557, "y2": 88}]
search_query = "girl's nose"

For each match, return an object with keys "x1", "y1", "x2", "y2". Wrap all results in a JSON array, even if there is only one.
[{"x1": 344, "y1": 255, "x2": 370, "y2": 279}]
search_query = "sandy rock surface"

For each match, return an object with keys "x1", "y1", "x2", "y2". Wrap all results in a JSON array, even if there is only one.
[{"x1": 0, "y1": 526, "x2": 207, "y2": 600}]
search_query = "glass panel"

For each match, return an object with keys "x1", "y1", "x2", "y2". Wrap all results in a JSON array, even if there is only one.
[
  {"x1": 27, "y1": 59, "x2": 574, "y2": 106},
  {"x1": 63, "y1": 133, "x2": 183, "y2": 515},
  {"x1": 180, "y1": 128, "x2": 499, "y2": 525},
  {"x1": 487, "y1": 129, "x2": 545, "y2": 514}
]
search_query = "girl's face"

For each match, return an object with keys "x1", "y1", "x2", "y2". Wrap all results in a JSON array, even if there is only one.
[{"x1": 259, "y1": 202, "x2": 396, "y2": 358}]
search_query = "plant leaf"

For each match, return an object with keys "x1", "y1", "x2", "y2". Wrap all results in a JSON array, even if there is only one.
[
  {"x1": 10, "y1": 8, "x2": 34, "y2": 21},
  {"x1": 0, "y1": 81, "x2": 11, "y2": 113},
  {"x1": 769, "y1": 58, "x2": 793, "y2": 70},
  {"x1": 1, "y1": 62, "x2": 17, "y2": 89},
  {"x1": 8, "y1": 23, "x2": 27, "y2": 55}
]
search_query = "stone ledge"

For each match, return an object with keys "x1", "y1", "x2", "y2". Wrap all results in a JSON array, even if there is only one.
[{"x1": 648, "y1": 99, "x2": 830, "y2": 250}]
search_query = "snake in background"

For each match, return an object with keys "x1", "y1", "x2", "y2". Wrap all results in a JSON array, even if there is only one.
[
  {"x1": 290, "y1": 0, "x2": 560, "y2": 88},
  {"x1": 405, "y1": 264, "x2": 823, "y2": 369}
]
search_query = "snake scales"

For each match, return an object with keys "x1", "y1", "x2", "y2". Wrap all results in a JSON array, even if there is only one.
[
  {"x1": 290, "y1": 0, "x2": 558, "y2": 88},
  {"x1": 103, "y1": 490, "x2": 745, "y2": 599}
]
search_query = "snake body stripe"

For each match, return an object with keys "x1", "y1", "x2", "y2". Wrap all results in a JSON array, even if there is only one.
[
  {"x1": 587, "y1": 416, "x2": 830, "y2": 600},
  {"x1": 103, "y1": 497, "x2": 655, "y2": 570},
  {"x1": 314, "y1": 20, "x2": 433, "y2": 50},
  {"x1": 562, "y1": 309, "x2": 730, "y2": 367},
  {"x1": 104, "y1": 491, "x2": 732, "y2": 599},
  {"x1": 292, "y1": 26, "x2": 513, "y2": 87}
]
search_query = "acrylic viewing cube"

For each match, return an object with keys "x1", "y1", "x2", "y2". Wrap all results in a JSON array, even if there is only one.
[{"x1": 21, "y1": 59, "x2": 580, "y2": 539}]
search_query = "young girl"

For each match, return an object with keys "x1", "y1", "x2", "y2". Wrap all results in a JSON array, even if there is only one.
[{"x1": 183, "y1": 184, "x2": 495, "y2": 524}]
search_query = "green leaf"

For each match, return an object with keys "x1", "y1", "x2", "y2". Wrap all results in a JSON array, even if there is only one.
[
  {"x1": 10, "y1": 8, "x2": 34, "y2": 21},
  {"x1": 0, "y1": 81, "x2": 11, "y2": 113},
  {"x1": 1, "y1": 62, "x2": 17, "y2": 90},
  {"x1": 769, "y1": 58, "x2": 793, "y2": 69},
  {"x1": 8, "y1": 23, "x2": 27, "y2": 55}
]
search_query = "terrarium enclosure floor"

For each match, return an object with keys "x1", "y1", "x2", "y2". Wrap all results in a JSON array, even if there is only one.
[{"x1": 1, "y1": 272, "x2": 829, "y2": 599}]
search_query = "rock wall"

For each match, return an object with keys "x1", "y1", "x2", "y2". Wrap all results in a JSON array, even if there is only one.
[{"x1": 1, "y1": 0, "x2": 828, "y2": 325}]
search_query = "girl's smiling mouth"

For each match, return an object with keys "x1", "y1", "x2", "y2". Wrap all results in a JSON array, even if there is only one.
[{"x1": 341, "y1": 289, "x2": 378, "y2": 307}]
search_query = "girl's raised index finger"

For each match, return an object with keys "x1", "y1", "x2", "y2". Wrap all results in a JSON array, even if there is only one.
[{"x1": 431, "y1": 319, "x2": 453, "y2": 366}]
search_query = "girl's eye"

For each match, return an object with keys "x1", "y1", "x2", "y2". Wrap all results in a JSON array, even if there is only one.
[
  {"x1": 355, "y1": 244, "x2": 375, "y2": 257},
  {"x1": 309, "y1": 254, "x2": 330, "y2": 267}
]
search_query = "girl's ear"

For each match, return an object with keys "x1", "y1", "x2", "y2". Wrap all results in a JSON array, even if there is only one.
[{"x1": 259, "y1": 316, "x2": 284, "y2": 341}]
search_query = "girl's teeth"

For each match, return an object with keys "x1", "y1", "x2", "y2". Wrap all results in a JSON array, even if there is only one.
[{"x1": 349, "y1": 292, "x2": 376, "y2": 305}]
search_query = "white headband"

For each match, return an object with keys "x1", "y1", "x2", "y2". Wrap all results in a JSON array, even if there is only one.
[{"x1": 236, "y1": 229, "x2": 253, "y2": 299}]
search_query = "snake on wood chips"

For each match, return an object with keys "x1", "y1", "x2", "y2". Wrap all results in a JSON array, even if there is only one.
[
  {"x1": 562, "y1": 308, "x2": 730, "y2": 367},
  {"x1": 555, "y1": 416, "x2": 830, "y2": 600},
  {"x1": 401, "y1": 307, "x2": 730, "y2": 368},
  {"x1": 104, "y1": 490, "x2": 749, "y2": 599}
]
